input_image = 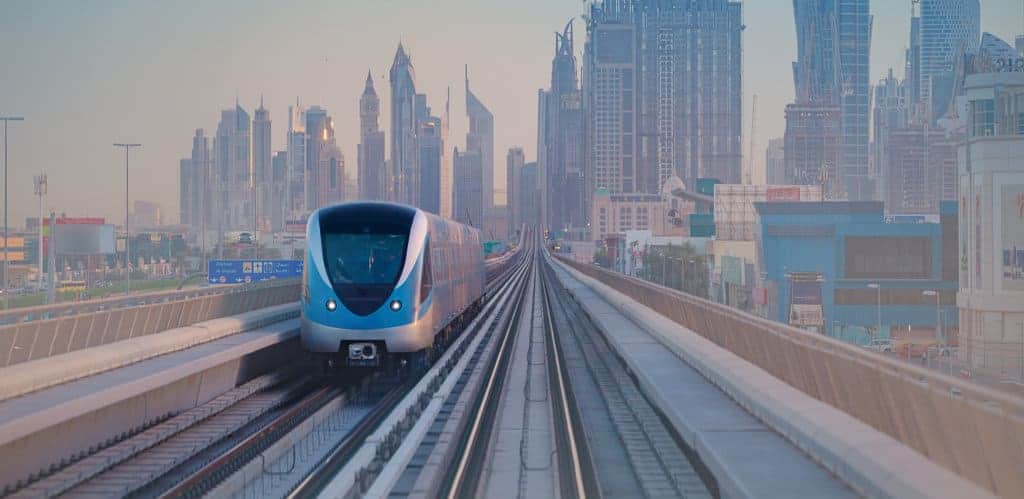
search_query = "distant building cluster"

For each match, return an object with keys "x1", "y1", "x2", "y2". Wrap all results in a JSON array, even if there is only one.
[{"x1": 179, "y1": 97, "x2": 343, "y2": 242}]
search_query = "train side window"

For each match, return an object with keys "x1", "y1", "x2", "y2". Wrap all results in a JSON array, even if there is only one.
[{"x1": 420, "y1": 241, "x2": 433, "y2": 303}]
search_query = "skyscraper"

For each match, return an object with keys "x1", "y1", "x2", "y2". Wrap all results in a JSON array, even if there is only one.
[
  {"x1": 583, "y1": 2, "x2": 639, "y2": 197},
  {"x1": 270, "y1": 151, "x2": 288, "y2": 231},
  {"x1": 453, "y1": 147, "x2": 483, "y2": 229},
  {"x1": 789, "y1": 0, "x2": 873, "y2": 200},
  {"x1": 358, "y1": 71, "x2": 387, "y2": 201},
  {"x1": 179, "y1": 158, "x2": 191, "y2": 228},
  {"x1": 519, "y1": 161, "x2": 539, "y2": 230},
  {"x1": 873, "y1": 69, "x2": 909, "y2": 205},
  {"x1": 305, "y1": 106, "x2": 344, "y2": 210},
  {"x1": 465, "y1": 67, "x2": 494, "y2": 229},
  {"x1": 540, "y1": 21, "x2": 587, "y2": 238},
  {"x1": 252, "y1": 98, "x2": 271, "y2": 231},
  {"x1": 440, "y1": 89, "x2": 452, "y2": 219},
  {"x1": 287, "y1": 101, "x2": 307, "y2": 216},
  {"x1": 506, "y1": 147, "x2": 524, "y2": 238},
  {"x1": 418, "y1": 117, "x2": 443, "y2": 214},
  {"x1": 583, "y1": 0, "x2": 743, "y2": 199},
  {"x1": 390, "y1": 43, "x2": 417, "y2": 205},
  {"x1": 765, "y1": 138, "x2": 786, "y2": 186},
  {"x1": 918, "y1": 0, "x2": 980, "y2": 121},
  {"x1": 637, "y1": 0, "x2": 744, "y2": 189},
  {"x1": 784, "y1": 103, "x2": 841, "y2": 191},
  {"x1": 213, "y1": 104, "x2": 251, "y2": 231},
  {"x1": 189, "y1": 128, "x2": 210, "y2": 230}
]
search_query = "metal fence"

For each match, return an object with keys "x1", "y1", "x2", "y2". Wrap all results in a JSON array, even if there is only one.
[
  {"x1": 0, "y1": 280, "x2": 299, "y2": 368},
  {"x1": 558, "y1": 256, "x2": 1024, "y2": 498}
]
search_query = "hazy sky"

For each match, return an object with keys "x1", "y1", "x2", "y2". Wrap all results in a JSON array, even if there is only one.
[{"x1": 1, "y1": 0, "x2": 1021, "y2": 226}]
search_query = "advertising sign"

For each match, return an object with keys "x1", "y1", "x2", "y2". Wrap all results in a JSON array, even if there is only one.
[
  {"x1": 766, "y1": 186, "x2": 801, "y2": 202},
  {"x1": 54, "y1": 224, "x2": 116, "y2": 255},
  {"x1": 208, "y1": 259, "x2": 303, "y2": 285},
  {"x1": 1002, "y1": 184, "x2": 1024, "y2": 290},
  {"x1": 789, "y1": 274, "x2": 823, "y2": 328}
]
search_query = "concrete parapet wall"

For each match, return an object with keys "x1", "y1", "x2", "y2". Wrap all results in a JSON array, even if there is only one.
[
  {"x1": 0, "y1": 282, "x2": 299, "y2": 368},
  {"x1": 0, "y1": 329, "x2": 299, "y2": 493},
  {"x1": 555, "y1": 256, "x2": 1021, "y2": 498},
  {"x1": 0, "y1": 303, "x2": 299, "y2": 402}
]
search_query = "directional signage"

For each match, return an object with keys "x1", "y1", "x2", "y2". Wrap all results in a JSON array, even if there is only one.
[{"x1": 208, "y1": 259, "x2": 303, "y2": 285}]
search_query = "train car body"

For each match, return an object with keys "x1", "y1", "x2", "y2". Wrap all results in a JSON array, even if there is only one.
[{"x1": 301, "y1": 202, "x2": 486, "y2": 366}]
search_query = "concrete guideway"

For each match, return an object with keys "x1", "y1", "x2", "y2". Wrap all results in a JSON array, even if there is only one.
[
  {"x1": 0, "y1": 280, "x2": 299, "y2": 369},
  {"x1": 549, "y1": 255, "x2": 993, "y2": 499},
  {"x1": 541, "y1": 261, "x2": 712, "y2": 499},
  {"x1": 556, "y1": 256, "x2": 1024, "y2": 497},
  {"x1": 0, "y1": 302, "x2": 298, "y2": 401},
  {"x1": 310, "y1": 246, "x2": 534, "y2": 498},
  {"x1": 0, "y1": 315, "x2": 301, "y2": 493},
  {"x1": 474, "y1": 264, "x2": 560, "y2": 499}
]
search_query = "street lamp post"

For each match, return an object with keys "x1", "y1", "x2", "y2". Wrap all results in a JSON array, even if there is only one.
[
  {"x1": 2, "y1": 116, "x2": 25, "y2": 310},
  {"x1": 33, "y1": 174, "x2": 47, "y2": 292},
  {"x1": 867, "y1": 283, "x2": 881, "y2": 340},
  {"x1": 923, "y1": 290, "x2": 941, "y2": 343},
  {"x1": 114, "y1": 143, "x2": 141, "y2": 295}
]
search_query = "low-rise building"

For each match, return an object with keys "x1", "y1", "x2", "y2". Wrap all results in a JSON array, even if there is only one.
[
  {"x1": 957, "y1": 68, "x2": 1024, "y2": 373},
  {"x1": 591, "y1": 176, "x2": 693, "y2": 242},
  {"x1": 755, "y1": 200, "x2": 958, "y2": 346}
]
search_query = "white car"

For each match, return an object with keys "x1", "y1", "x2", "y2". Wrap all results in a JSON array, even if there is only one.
[{"x1": 863, "y1": 338, "x2": 894, "y2": 353}]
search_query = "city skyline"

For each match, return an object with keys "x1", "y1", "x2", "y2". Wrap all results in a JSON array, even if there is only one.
[{"x1": 1, "y1": 0, "x2": 1021, "y2": 224}]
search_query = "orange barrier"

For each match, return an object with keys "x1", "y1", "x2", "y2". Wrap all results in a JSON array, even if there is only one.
[
  {"x1": 0, "y1": 281, "x2": 299, "y2": 368},
  {"x1": 557, "y1": 256, "x2": 1024, "y2": 497}
]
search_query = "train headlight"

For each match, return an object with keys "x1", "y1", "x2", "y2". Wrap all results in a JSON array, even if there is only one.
[
  {"x1": 389, "y1": 300, "x2": 402, "y2": 312},
  {"x1": 325, "y1": 299, "x2": 337, "y2": 312}
]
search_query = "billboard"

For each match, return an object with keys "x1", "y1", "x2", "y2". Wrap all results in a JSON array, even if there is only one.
[
  {"x1": 766, "y1": 186, "x2": 801, "y2": 202},
  {"x1": 53, "y1": 224, "x2": 116, "y2": 255},
  {"x1": 1002, "y1": 184, "x2": 1024, "y2": 291},
  {"x1": 208, "y1": 259, "x2": 303, "y2": 284},
  {"x1": 789, "y1": 274, "x2": 823, "y2": 328}
]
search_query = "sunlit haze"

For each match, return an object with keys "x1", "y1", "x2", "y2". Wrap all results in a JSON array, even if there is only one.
[{"x1": 1, "y1": 0, "x2": 1019, "y2": 223}]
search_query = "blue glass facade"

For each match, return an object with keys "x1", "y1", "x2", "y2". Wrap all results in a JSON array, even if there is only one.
[{"x1": 756, "y1": 201, "x2": 958, "y2": 344}]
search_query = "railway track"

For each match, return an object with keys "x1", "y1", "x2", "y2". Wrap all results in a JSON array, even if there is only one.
[
  {"x1": 539, "y1": 254, "x2": 713, "y2": 499},
  {"x1": 5, "y1": 238, "x2": 539, "y2": 499}
]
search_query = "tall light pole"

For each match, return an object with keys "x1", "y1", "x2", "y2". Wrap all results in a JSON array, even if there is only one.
[
  {"x1": 923, "y1": 290, "x2": 941, "y2": 342},
  {"x1": 33, "y1": 174, "x2": 47, "y2": 292},
  {"x1": 867, "y1": 283, "x2": 881, "y2": 340},
  {"x1": 2, "y1": 116, "x2": 25, "y2": 309},
  {"x1": 114, "y1": 143, "x2": 141, "y2": 295}
]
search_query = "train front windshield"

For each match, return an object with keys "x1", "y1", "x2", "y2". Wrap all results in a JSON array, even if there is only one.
[
  {"x1": 322, "y1": 232, "x2": 408, "y2": 286},
  {"x1": 317, "y1": 204, "x2": 416, "y2": 316}
]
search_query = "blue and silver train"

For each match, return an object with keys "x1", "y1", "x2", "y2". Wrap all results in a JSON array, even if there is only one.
[{"x1": 300, "y1": 202, "x2": 488, "y2": 368}]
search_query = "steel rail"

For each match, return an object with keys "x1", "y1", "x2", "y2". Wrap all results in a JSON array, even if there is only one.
[
  {"x1": 290, "y1": 242, "x2": 533, "y2": 498},
  {"x1": 539, "y1": 258, "x2": 591, "y2": 499},
  {"x1": 159, "y1": 385, "x2": 339, "y2": 499},
  {"x1": 445, "y1": 249, "x2": 534, "y2": 499}
]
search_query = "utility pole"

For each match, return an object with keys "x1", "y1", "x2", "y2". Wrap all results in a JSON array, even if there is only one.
[
  {"x1": 34, "y1": 174, "x2": 47, "y2": 292},
  {"x1": 114, "y1": 143, "x2": 141, "y2": 295},
  {"x1": 1, "y1": 116, "x2": 25, "y2": 309},
  {"x1": 868, "y1": 283, "x2": 881, "y2": 340},
  {"x1": 46, "y1": 211, "x2": 56, "y2": 304}
]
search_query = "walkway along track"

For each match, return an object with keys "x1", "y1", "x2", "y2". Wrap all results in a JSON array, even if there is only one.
[{"x1": 539, "y1": 254, "x2": 714, "y2": 499}]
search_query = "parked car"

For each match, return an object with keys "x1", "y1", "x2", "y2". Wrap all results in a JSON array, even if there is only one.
[
  {"x1": 862, "y1": 338, "x2": 894, "y2": 353},
  {"x1": 927, "y1": 345, "x2": 955, "y2": 358}
]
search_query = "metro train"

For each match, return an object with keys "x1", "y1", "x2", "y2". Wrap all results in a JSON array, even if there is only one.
[{"x1": 300, "y1": 202, "x2": 501, "y2": 370}]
